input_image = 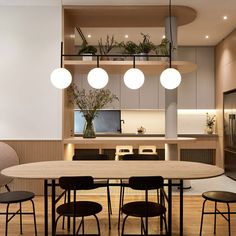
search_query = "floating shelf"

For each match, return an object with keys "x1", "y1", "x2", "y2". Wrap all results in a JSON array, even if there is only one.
[{"x1": 63, "y1": 60, "x2": 197, "y2": 74}]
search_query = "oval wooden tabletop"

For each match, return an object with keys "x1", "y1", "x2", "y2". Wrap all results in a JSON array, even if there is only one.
[{"x1": 1, "y1": 161, "x2": 224, "y2": 180}]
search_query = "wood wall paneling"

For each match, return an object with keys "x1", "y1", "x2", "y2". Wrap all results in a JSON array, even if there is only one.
[{"x1": 0, "y1": 141, "x2": 62, "y2": 195}]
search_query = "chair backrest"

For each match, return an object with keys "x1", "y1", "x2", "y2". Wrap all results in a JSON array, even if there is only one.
[
  {"x1": 129, "y1": 176, "x2": 164, "y2": 190},
  {"x1": 59, "y1": 176, "x2": 95, "y2": 190},
  {"x1": 138, "y1": 145, "x2": 157, "y2": 155},
  {"x1": 0, "y1": 142, "x2": 19, "y2": 187},
  {"x1": 115, "y1": 145, "x2": 133, "y2": 155},
  {"x1": 122, "y1": 154, "x2": 159, "y2": 160},
  {"x1": 73, "y1": 154, "x2": 109, "y2": 161}
]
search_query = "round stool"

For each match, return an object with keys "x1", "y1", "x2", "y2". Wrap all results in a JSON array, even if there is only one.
[{"x1": 200, "y1": 191, "x2": 236, "y2": 236}]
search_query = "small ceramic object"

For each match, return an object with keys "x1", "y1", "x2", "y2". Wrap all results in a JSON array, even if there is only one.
[{"x1": 137, "y1": 126, "x2": 146, "y2": 134}]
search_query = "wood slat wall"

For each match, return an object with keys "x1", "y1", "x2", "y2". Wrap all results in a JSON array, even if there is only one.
[{"x1": 0, "y1": 140, "x2": 62, "y2": 195}]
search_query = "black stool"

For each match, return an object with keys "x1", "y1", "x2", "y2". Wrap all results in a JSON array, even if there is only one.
[
  {"x1": 0, "y1": 186, "x2": 37, "y2": 236},
  {"x1": 200, "y1": 191, "x2": 236, "y2": 236}
]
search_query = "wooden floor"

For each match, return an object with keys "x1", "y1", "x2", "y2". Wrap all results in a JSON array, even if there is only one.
[{"x1": 0, "y1": 194, "x2": 235, "y2": 236}]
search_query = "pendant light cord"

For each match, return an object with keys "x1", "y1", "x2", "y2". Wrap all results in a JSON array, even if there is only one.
[{"x1": 169, "y1": 0, "x2": 173, "y2": 68}]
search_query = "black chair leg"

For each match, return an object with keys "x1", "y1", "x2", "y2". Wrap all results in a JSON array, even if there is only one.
[
  {"x1": 31, "y1": 200, "x2": 38, "y2": 236},
  {"x1": 214, "y1": 202, "x2": 217, "y2": 234},
  {"x1": 20, "y1": 202, "x2": 23, "y2": 234},
  {"x1": 227, "y1": 203, "x2": 231, "y2": 236},
  {"x1": 199, "y1": 199, "x2": 207, "y2": 236},
  {"x1": 121, "y1": 215, "x2": 129, "y2": 236},
  {"x1": 94, "y1": 214, "x2": 101, "y2": 236},
  {"x1": 118, "y1": 184, "x2": 123, "y2": 230},
  {"x1": 107, "y1": 185, "x2": 111, "y2": 229},
  {"x1": 5, "y1": 203, "x2": 10, "y2": 236}
]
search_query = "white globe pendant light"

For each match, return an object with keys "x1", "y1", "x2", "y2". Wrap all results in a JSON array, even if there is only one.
[
  {"x1": 124, "y1": 68, "x2": 145, "y2": 90},
  {"x1": 87, "y1": 67, "x2": 109, "y2": 89},
  {"x1": 50, "y1": 68, "x2": 72, "y2": 89},
  {"x1": 160, "y1": 68, "x2": 181, "y2": 89}
]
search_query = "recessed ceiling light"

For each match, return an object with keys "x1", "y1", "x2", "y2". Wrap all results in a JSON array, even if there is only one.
[
  {"x1": 205, "y1": 35, "x2": 209, "y2": 39},
  {"x1": 125, "y1": 34, "x2": 129, "y2": 38},
  {"x1": 162, "y1": 35, "x2": 166, "y2": 39},
  {"x1": 87, "y1": 34, "x2": 91, "y2": 38},
  {"x1": 223, "y1": 16, "x2": 228, "y2": 20}
]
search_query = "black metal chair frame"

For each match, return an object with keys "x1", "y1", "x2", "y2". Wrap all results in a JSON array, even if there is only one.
[
  {"x1": 71, "y1": 154, "x2": 112, "y2": 229},
  {"x1": 0, "y1": 185, "x2": 37, "y2": 236},
  {"x1": 118, "y1": 154, "x2": 167, "y2": 230},
  {"x1": 55, "y1": 176, "x2": 102, "y2": 236},
  {"x1": 121, "y1": 176, "x2": 168, "y2": 236},
  {"x1": 200, "y1": 193, "x2": 236, "y2": 236}
]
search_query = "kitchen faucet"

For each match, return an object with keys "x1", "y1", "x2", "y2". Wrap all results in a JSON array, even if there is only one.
[{"x1": 117, "y1": 119, "x2": 125, "y2": 133}]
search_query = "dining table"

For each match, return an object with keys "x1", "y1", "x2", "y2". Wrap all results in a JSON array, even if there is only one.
[{"x1": 1, "y1": 160, "x2": 224, "y2": 236}]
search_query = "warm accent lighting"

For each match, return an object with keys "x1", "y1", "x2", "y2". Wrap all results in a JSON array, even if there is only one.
[
  {"x1": 223, "y1": 16, "x2": 228, "y2": 20},
  {"x1": 160, "y1": 68, "x2": 181, "y2": 90},
  {"x1": 87, "y1": 67, "x2": 109, "y2": 89},
  {"x1": 50, "y1": 68, "x2": 72, "y2": 89},
  {"x1": 87, "y1": 34, "x2": 91, "y2": 38},
  {"x1": 125, "y1": 34, "x2": 129, "y2": 38},
  {"x1": 124, "y1": 68, "x2": 145, "y2": 90},
  {"x1": 205, "y1": 35, "x2": 209, "y2": 39}
]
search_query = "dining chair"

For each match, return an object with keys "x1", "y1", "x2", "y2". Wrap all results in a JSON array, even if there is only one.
[
  {"x1": 121, "y1": 176, "x2": 168, "y2": 236},
  {"x1": 0, "y1": 142, "x2": 37, "y2": 236},
  {"x1": 118, "y1": 154, "x2": 165, "y2": 229},
  {"x1": 138, "y1": 145, "x2": 157, "y2": 155},
  {"x1": 55, "y1": 176, "x2": 102, "y2": 236},
  {"x1": 200, "y1": 190, "x2": 236, "y2": 236},
  {"x1": 71, "y1": 154, "x2": 112, "y2": 229},
  {"x1": 115, "y1": 145, "x2": 134, "y2": 161}
]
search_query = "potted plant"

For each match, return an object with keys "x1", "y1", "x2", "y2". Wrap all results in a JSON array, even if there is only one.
[
  {"x1": 117, "y1": 41, "x2": 139, "y2": 54},
  {"x1": 98, "y1": 35, "x2": 115, "y2": 60},
  {"x1": 69, "y1": 84, "x2": 119, "y2": 138},
  {"x1": 136, "y1": 33, "x2": 156, "y2": 60},
  {"x1": 206, "y1": 113, "x2": 216, "y2": 134},
  {"x1": 78, "y1": 43, "x2": 97, "y2": 61},
  {"x1": 156, "y1": 38, "x2": 169, "y2": 60}
]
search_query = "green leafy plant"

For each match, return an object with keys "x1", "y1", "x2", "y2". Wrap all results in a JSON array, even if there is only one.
[
  {"x1": 78, "y1": 44, "x2": 97, "y2": 55},
  {"x1": 137, "y1": 33, "x2": 156, "y2": 54},
  {"x1": 206, "y1": 113, "x2": 216, "y2": 128},
  {"x1": 156, "y1": 38, "x2": 169, "y2": 55},
  {"x1": 116, "y1": 41, "x2": 139, "y2": 54},
  {"x1": 98, "y1": 35, "x2": 115, "y2": 55},
  {"x1": 69, "y1": 84, "x2": 119, "y2": 121}
]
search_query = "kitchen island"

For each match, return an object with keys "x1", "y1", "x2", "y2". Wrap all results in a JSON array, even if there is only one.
[{"x1": 63, "y1": 135, "x2": 220, "y2": 166}]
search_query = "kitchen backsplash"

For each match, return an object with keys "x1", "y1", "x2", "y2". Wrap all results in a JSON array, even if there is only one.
[{"x1": 121, "y1": 109, "x2": 216, "y2": 134}]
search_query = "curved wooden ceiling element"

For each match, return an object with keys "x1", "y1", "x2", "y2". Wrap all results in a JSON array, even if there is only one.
[{"x1": 64, "y1": 5, "x2": 197, "y2": 27}]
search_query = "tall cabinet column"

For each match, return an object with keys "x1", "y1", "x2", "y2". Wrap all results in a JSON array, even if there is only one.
[{"x1": 165, "y1": 16, "x2": 178, "y2": 161}]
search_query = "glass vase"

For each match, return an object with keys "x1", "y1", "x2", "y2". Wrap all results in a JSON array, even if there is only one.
[{"x1": 83, "y1": 119, "x2": 96, "y2": 138}]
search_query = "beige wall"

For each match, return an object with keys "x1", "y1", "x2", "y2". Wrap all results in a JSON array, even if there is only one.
[{"x1": 215, "y1": 28, "x2": 236, "y2": 168}]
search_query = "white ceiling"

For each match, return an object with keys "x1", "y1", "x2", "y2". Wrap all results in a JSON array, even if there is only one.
[
  {"x1": 63, "y1": 0, "x2": 236, "y2": 46},
  {"x1": 1, "y1": 0, "x2": 236, "y2": 46}
]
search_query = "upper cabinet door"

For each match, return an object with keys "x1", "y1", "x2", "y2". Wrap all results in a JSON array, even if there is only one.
[
  {"x1": 140, "y1": 74, "x2": 159, "y2": 109},
  {"x1": 177, "y1": 47, "x2": 197, "y2": 109},
  {"x1": 196, "y1": 47, "x2": 215, "y2": 109}
]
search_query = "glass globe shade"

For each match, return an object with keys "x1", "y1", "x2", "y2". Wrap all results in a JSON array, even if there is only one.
[
  {"x1": 160, "y1": 68, "x2": 182, "y2": 89},
  {"x1": 123, "y1": 68, "x2": 145, "y2": 90},
  {"x1": 50, "y1": 68, "x2": 72, "y2": 89},
  {"x1": 87, "y1": 68, "x2": 109, "y2": 89}
]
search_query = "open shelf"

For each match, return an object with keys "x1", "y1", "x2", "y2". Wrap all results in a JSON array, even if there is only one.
[{"x1": 64, "y1": 59, "x2": 197, "y2": 74}]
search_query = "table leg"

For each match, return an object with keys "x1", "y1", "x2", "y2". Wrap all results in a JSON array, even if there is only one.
[
  {"x1": 168, "y1": 179, "x2": 172, "y2": 235},
  {"x1": 180, "y1": 179, "x2": 183, "y2": 236},
  {"x1": 44, "y1": 180, "x2": 48, "y2": 236},
  {"x1": 51, "y1": 180, "x2": 56, "y2": 236}
]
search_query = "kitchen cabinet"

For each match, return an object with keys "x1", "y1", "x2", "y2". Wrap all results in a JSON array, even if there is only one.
[
  {"x1": 196, "y1": 47, "x2": 215, "y2": 108},
  {"x1": 140, "y1": 75, "x2": 159, "y2": 109},
  {"x1": 177, "y1": 46, "x2": 214, "y2": 109}
]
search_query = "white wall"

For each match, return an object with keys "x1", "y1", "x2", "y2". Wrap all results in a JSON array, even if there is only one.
[
  {"x1": 121, "y1": 109, "x2": 216, "y2": 134},
  {"x1": 0, "y1": 3, "x2": 62, "y2": 139}
]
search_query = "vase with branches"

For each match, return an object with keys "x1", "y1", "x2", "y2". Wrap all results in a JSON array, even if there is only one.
[
  {"x1": 69, "y1": 84, "x2": 119, "y2": 138},
  {"x1": 206, "y1": 113, "x2": 216, "y2": 134}
]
